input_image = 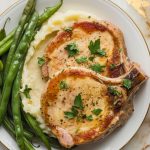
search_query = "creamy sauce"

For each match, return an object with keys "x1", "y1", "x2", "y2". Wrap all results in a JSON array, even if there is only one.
[{"x1": 21, "y1": 11, "x2": 98, "y2": 132}]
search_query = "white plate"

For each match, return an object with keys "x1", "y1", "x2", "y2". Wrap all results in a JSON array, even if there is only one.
[{"x1": 0, "y1": 0, "x2": 150, "y2": 150}]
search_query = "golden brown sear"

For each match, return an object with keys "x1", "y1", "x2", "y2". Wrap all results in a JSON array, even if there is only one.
[{"x1": 42, "y1": 21, "x2": 129, "y2": 79}]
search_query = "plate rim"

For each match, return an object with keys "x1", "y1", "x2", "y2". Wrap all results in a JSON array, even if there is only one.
[{"x1": 0, "y1": 0, "x2": 149, "y2": 149}]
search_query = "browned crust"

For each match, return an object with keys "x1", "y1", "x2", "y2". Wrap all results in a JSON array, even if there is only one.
[{"x1": 42, "y1": 21, "x2": 129, "y2": 79}]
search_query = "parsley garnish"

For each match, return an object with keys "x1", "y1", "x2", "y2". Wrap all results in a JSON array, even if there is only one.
[
  {"x1": 37, "y1": 57, "x2": 45, "y2": 66},
  {"x1": 88, "y1": 39, "x2": 106, "y2": 56},
  {"x1": 64, "y1": 94, "x2": 84, "y2": 119},
  {"x1": 123, "y1": 79, "x2": 132, "y2": 90},
  {"x1": 23, "y1": 85, "x2": 32, "y2": 99},
  {"x1": 108, "y1": 86, "x2": 121, "y2": 96},
  {"x1": 64, "y1": 27, "x2": 73, "y2": 32},
  {"x1": 75, "y1": 56, "x2": 88, "y2": 64},
  {"x1": 90, "y1": 64, "x2": 105, "y2": 73},
  {"x1": 110, "y1": 64, "x2": 116, "y2": 70},
  {"x1": 89, "y1": 56, "x2": 95, "y2": 62},
  {"x1": 65, "y1": 43, "x2": 79, "y2": 57},
  {"x1": 97, "y1": 49, "x2": 106, "y2": 56},
  {"x1": 92, "y1": 108, "x2": 102, "y2": 116},
  {"x1": 64, "y1": 111, "x2": 76, "y2": 119},
  {"x1": 86, "y1": 115, "x2": 93, "y2": 121},
  {"x1": 59, "y1": 80, "x2": 68, "y2": 90},
  {"x1": 119, "y1": 48, "x2": 123, "y2": 52},
  {"x1": 74, "y1": 94, "x2": 84, "y2": 110}
]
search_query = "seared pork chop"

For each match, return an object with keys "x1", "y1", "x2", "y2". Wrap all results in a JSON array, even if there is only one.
[
  {"x1": 42, "y1": 21, "x2": 131, "y2": 79},
  {"x1": 41, "y1": 64, "x2": 148, "y2": 148}
]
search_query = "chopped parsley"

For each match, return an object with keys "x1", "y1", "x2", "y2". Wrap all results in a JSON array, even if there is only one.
[
  {"x1": 22, "y1": 85, "x2": 32, "y2": 99},
  {"x1": 90, "y1": 64, "x2": 105, "y2": 73},
  {"x1": 88, "y1": 39, "x2": 106, "y2": 56},
  {"x1": 86, "y1": 115, "x2": 93, "y2": 121},
  {"x1": 59, "y1": 80, "x2": 68, "y2": 90},
  {"x1": 92, "y1": 108, "x2": 102, "y2": 116},
  {"x1": 110, "y1": 64, "x2": 116, "y2": 70},
  {"x1": 65, "y1": 43, "x2": 79, "y2": 57},
  {"x1": 108, "y1": 86, "x2": 121, "y2": 96},
  {"x1": 64, "y1": 111, "x2": 76, "y2": 119},
  {"x1": 89, "y1": 56, "x2": 95, "y2": 62},
  {"x1": 119, "y1": 48, "x2": 123, "y2": 52},
  {"x1": 64, "y1": 94, "x2": 83, "y2": 119},
  {"x1": 37, "y1": 57, "x2": 45, "y2": 66},
  {"x1": 97, "y1": 49, "x2": 106, "y2": 56},
  {"x1": 75, "y1": 56, "x2": 88, "y2": 64},
  {"x1": 74, "y1": 94, "x2": 84, "y2": 110},
  {"x1": 64, "y1": 27, "x2": 73, "y2": 32},
  {"x1": 123, "y1": 79, "x2": 132, "y2": 90}
]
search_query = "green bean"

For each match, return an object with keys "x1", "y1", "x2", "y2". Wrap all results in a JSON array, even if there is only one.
[
  {"x1": 0, "y1": 60, "x2": 3, "y2": 72},
  {"x1": 24, "y1": 138, "x2": 35, "y2": 150},
  {"x1": 3, "y1": 0, "x2": 35, "y2": 82},
  {"x1": 0, "y1": 0, "x2": 63, "y2": 58},
  {"x1": 0, "y1": 29, "x2": 15, "y2": 51},
  {"x1": 37, "y1": 0, "x2": 63, "y2": 27},
  {"x1": 3, "y1": 117, "x2": 35, "y2": 150},
  {"x1": 0, "y1": 38, "x2": 13, "y2": 56},
  {"x1": 0, "y1": 18, "x2": 10, "y2": 41},
  {"x1": 23, "y1": 113, "x2": 51, "y2": 150},
  {"x1": 0, "y1": 12, "x2": 39, "y2": 125},
  {"x1": 12, "y1": 62, "x2": 25, "y2": 150}
]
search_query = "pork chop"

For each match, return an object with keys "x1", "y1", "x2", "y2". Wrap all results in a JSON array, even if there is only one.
[
  {"x1": 41, "y1": 64, "x2": 148, "y2": 148},
  {"x1": 42, "y1": 21, "x2": 131, "y2": 79}
]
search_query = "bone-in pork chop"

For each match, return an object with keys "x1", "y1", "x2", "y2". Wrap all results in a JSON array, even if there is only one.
[
  {"x1": 42, "y1": 21, "x2": 131, "y2": 79},
  {"x1": 41, "y1": 64, "x2": 148, "y2": 148}
]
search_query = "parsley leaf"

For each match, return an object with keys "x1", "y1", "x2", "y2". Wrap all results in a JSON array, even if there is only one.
[
  {"x1": 119, "y1": 48, "x2": 123, "y2": 52},
  {"x1": 23, "y1": 85, "x2": 32, "y2": 99},
  {"x1": 64, "y1": 27, "x2": 73, "y2": 32},
  {"x1": 86, "y1": 115, "x2": 93, "y2": 121},
  {"x1": 89, "y1": 56, "x2": 95, "y2": 62},
  {"x1": 88, "y1": 39, "x2": 100, "y2": 54},
  {"x1": 123, "y1": 79, "x2": 132, "y2": 90},
  {"x1": 90, "y1": 64, "x2": 105, "y2": 73},
  {"x1": 92, "y1": 108, "x2": 102, "y2": 116},
  {"x1": 64, "y1": 111, "x2": 76, "y2": 119},
  {"x1": 110, "y1": 64, "x2": 116, "y2": 70},
  {"x1": 97, "y1": 49, "x2": 106, "y2": 56},
  {"x1": 75, "y1": 56, "x2": 88, "y2": 64},
  {"x1": 65, "y1": 43, "x2": 79, "y2": 57},
  {"x1": 74, "y1": 94, "x2": 84, "y2": 110},
  {"x1": 37, "y1": 57, "x2": 45, "y2": 66},
  {"x1": 88, "y1": 39, "x2": 106, "y2": 56},
  {"x1": 71, "y1": 106, "x2": 79, "y2": 116},
  {"x1": 108, "y1": 86, "x2": 121, "y2": 96},
  {"x1": 59, "y1": 80, "x2": 68, "y2": 90}
]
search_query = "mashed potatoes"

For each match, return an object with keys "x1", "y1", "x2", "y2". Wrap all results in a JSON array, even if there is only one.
[{"x1": 21, "y1": 11, "x2": 98, "y2": 133}]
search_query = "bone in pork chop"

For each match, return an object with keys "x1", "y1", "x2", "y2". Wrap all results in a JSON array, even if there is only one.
[
  {"x1": 41, "y1": 64, "x2": 148, "y2": 148},
  {"x1": 42, "y1": 21, "x2": 131, "y2": 79}
]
